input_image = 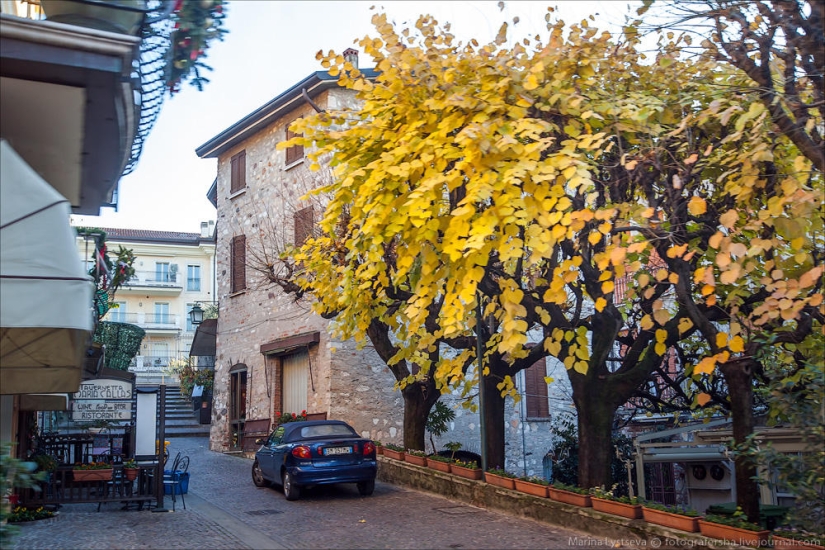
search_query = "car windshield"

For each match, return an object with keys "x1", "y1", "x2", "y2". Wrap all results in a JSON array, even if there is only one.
[{"x1": 299, "y1": 424, "x2": 357, "y2": 439}]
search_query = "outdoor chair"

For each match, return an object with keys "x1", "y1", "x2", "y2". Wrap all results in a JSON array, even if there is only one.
[{"x1": 163, "y1": 454, "x2": 189, "y2": 511}]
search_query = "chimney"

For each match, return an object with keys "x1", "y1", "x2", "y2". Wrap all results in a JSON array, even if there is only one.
[
  {"x1": 343, "y1": 48, "x2": 358, "y2": 69},
  {"x1": 200, "y1": 222, "x2": 209, "y2": 238}
]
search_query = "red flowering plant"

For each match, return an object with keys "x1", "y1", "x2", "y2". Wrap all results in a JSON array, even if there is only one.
[
  {"x1": 167, "y1": 0, "x2": 228, "y2": 95},
  {"x1": 275, "y1": 410, "x2": 308, "y2": 425}
]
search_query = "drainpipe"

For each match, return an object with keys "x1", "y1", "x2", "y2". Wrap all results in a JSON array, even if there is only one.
[{"x1": 476, "y1": 292, "x2": 487, "y2": 473}]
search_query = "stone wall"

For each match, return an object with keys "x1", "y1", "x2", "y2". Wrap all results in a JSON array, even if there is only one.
[{"x1": 429, "y1": 356, "x2": 575, "y2": 477}]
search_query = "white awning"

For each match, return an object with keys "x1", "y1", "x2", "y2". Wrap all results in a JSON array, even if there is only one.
[{"x1": 0, "y1": 139, "x2": 93, "y2": 394}]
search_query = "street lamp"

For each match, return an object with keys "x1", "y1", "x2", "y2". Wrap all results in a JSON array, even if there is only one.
[{"x1": 188, "y1": 304, "x2": 204, "y2": 326}]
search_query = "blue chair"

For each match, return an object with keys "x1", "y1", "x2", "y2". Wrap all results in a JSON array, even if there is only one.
[{"x1": 163, "y1": 455, "x2": 189, "y2": 511}]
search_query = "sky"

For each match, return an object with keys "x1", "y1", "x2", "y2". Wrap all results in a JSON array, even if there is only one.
[{"x1": 71, "y1": 1, "x2": 641, "y2": 234}]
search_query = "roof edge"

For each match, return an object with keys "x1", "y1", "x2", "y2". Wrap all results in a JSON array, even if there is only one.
[{"x1": 195, "y1": 69, "x2": 378, "y2": 159}]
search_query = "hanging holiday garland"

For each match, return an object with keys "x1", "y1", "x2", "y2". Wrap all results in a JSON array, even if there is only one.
[{"x1": 167, "y1": 0, "x2": 229, "y2": 95}]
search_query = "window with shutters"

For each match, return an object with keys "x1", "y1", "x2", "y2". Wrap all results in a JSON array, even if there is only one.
[
  {"x1": 230, "y1": 235, "x2": 246, "y2": 293},
  {"x1": 524, "y1": 358, "x2": 550, "y2": 419},
  {"x1": 285, "y1": 122, "x2": 303, "y2": 166},
  {"x1": 230, "y1": 150, "x2": 246, "y2": 194},
  {"x1": 293, "y1": 206, "x2": 314, "y2": 246}
]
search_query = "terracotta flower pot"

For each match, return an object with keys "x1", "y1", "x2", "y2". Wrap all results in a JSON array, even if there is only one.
[
  {"x1": 124, "y1": 468, "x2": 139, "y2": 481},
  {"x1": 484, "y1": 472, "x2": 515, "y2": 490},
  {"x1": 451, "y1": 463, "x2": 483, "y2": 480},
  {"x1": 591, "y1": 497, "x2": 643, "y2": 519},
  {"x1": 404, "y1": 454, "x2": 427, "y2": 467},
  {"x1": 548, "y1": 487, "x2": 592, "y2": 507},
  {"x1": 772, "y1": 536, "x2": 825, "y2": 549},
  {"x1": 382, "y1": 448, "x2": 404, "y2": 461},
  {"x1": 698, "y1": 520, "x2": 769, "y2": 548},
  {"x1": 426, "y1": 458, "x2": 451, "y2": 473},
  {"x1": 513, "y1": 479, "x2": 548, "y2": 498},
  {"x1": 642, "y1": 507, "x2": 701, "y2": 532},
  {"x1": 376, "y1": 445, "x2": 383, "y2": 455},
  {"x1": 72, "y1": 469, "x2": 113, "y2": 482}
]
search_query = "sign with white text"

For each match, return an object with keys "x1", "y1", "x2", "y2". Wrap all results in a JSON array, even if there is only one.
[{"x1": 71, "y1": 379, "x2": 133, "y2": 421}]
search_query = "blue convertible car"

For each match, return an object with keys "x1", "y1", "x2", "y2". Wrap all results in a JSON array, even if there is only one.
[{"x1": 252, "y1": 420, "x2": 377, "y2": 501}]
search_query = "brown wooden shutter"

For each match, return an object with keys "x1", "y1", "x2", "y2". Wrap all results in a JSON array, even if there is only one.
[
  {"x1": 525, "y1": 358, "x2": 550, "y2": 418},
  {"x1": 230, "y1": 150, "x2": 246, "y2": 193},
  {"x1": 293, "y1": 206, "x2": 314, "y2": 246},
  {"x1": 231, "y1": 235, "x2": 246, "y2": 292},
  {"x1": 285, "y1": 123, "x2": 303, "y2": 165}
]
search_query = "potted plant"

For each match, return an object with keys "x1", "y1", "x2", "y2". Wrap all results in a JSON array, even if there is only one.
[
  {"x1": 382, "y1": 443, "x2": 405, "y2": 461},
  {"x1": 374, "y1": 441, "x2": 383, "y2": 455},
  {"x1": 6, "y1": 505, "x2": 57, "y2": 525},
  {"x1": 425, "y1": 402, "x2": 455, "y2": 454},
  {"x1": 122, "y1": 459, "x2": 139, "y2": 481},
  {"x1": 590, "y1": 485, "x2": 643, "y2": 519},
  {"x1": 72, "y1": 461, "x2": 113, "y2": 482},
  {"x1": 698, "y1": 510, "x2": 770, "y2": 548},
  {"x1": 425, "y1": 454, "x2": 452, "y2": 473},
  {"x1": 1, "y1": 443, "x2": 45, "y2": 541},
  {"x1": 514, "y1": 475, "x2": 549, "y2": 498},
  {"x1": 404, "y1": 449, "x2": 427, "y2": 467},
  {"x1": 548, "y1": 482, "x2": 592, "y2": 507},
  {"x1": 485, "y1": 468, "x2": 517, "y2": 490},
  {"x1": 772, "y1": 528, "x2": 825, "y2": 549},
  {"x1": 451, "y1": 460, "x2": 483, "y2": 480},
  {"x1": 641, "y1": 501, "x2": 701, "y2": 532}
]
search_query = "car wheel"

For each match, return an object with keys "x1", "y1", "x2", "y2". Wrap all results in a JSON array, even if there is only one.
[
  {"x1": 252, "y1": 460, "x2": 269, "y2": 487},
  {"x1": 357, "y1": 479, "x2": 375, "y2": 496},
  {"x1": 283, "y1": 472, "x2": 301, "y2": 501}
]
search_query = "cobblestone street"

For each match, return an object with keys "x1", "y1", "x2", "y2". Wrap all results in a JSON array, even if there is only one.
[{"x1": 11, "y1": 437, "x2": 629, "y2": 550}]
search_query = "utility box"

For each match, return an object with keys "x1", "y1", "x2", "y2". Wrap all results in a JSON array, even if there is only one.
[{"x1": 199, "y1": 394, "x2": 212, "y2": 424}]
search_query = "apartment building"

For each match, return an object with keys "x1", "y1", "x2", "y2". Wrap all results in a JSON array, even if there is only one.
[{"x1": 75, "y1": 223, "x2": 216, "y2": 380}]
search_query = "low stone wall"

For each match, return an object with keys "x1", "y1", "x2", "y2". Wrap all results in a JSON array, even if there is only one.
[{"x1": 377, "y1": 457, "x2": 748, "y2": 549}]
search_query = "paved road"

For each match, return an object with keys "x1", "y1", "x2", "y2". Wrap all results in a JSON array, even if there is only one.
[{"x1": 11, "y1": 437, "x2": 627, "y2": 549}]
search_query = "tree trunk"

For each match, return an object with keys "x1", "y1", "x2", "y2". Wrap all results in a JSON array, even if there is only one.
[
  {"x1": 482, "y1": 370, "x2": 506, "y2": 470},
  {"x1": 401, "y1": 381, "x2": 439, "y2": 451},
  {"x1": 572, "y1": 388, "x2": 616, "y2": 489},
  {"x1": 719, "y1": 359, "x2": 761, "y2": 524}
]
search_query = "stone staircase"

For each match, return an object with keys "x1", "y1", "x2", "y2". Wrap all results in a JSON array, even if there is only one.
[{"x1": 163, "y1": 386, "x2": 210, "y2": 438}]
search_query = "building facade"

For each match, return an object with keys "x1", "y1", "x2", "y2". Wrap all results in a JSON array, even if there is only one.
[
  {"x1": 197, "y1": 59, "x2": 404, "y2": 453},
  {"x1": 74, "y1": 224, "x2": 217, "y2": 382}
]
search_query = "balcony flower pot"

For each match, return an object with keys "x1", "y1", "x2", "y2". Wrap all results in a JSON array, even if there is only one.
[
  {"x1": 771, "y1": 536, "x2": 825, "y2": 549},
  {"x1": 123, "y1": 467, "x2": 139, "y2": 481},
  {"x1": 642, "y1": 507, "x2": 701, "y2": 532},
  {"x1": 698, "y1": 520, "x2": 769, "y2": 547},
  {"x1": 382, "y1": 448, "x2": 404, "y2": 461},
  {"x1": 41, "y1": 0, "x2": 146, "y2": 36},
  {"x1": 514, "y1": 479, "x2": 549, "y2": 498},
  {"x1": 72, "y1": 469, "x2": 113, "y2": 482},
  {"x1": 548, "y1": 486, "x2": 592, "y2": 507},
  {"x1": 591, "y1": 497, "x2": 643, "y2": 519},
  {"x1": 404, "y1": 453, "x2": 427, "y2": 467},
  {"x1": 451, "y1": 463, "x2": 483, "y2": 480},
  {"x1": 484, "y1": 472, "x2": 515, "y2": 490},
  {"x1": 426, "y1": 458, "x2": 451, "y2": 473}
]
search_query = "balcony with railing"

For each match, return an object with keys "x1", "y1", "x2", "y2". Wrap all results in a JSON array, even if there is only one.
[
  {"x1": 118, "y1": 269, "x2": 184, "y2": 293},
  {"x1": 104, "y1": 311, "x2": 181, "y2": 331},
  {"x1": 1, "y1": 1, "x2": 227, "y2": 213}
]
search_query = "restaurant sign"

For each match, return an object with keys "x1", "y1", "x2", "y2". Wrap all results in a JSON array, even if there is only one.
[{"x1": 71, "y1": 379, "x2": 133, "y2": 421}]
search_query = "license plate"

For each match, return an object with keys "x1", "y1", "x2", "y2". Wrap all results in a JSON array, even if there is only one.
[{"x1": 323, "y1": 446, "x2": 352, "y2": 456}]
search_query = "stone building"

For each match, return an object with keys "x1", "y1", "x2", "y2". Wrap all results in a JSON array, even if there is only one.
[
  {"x1": 195, "y1": 52, "x2": 404, "y2": 453},
  {"x1": 195, "y1": 51, "x2": 576, "y2": 470}
]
